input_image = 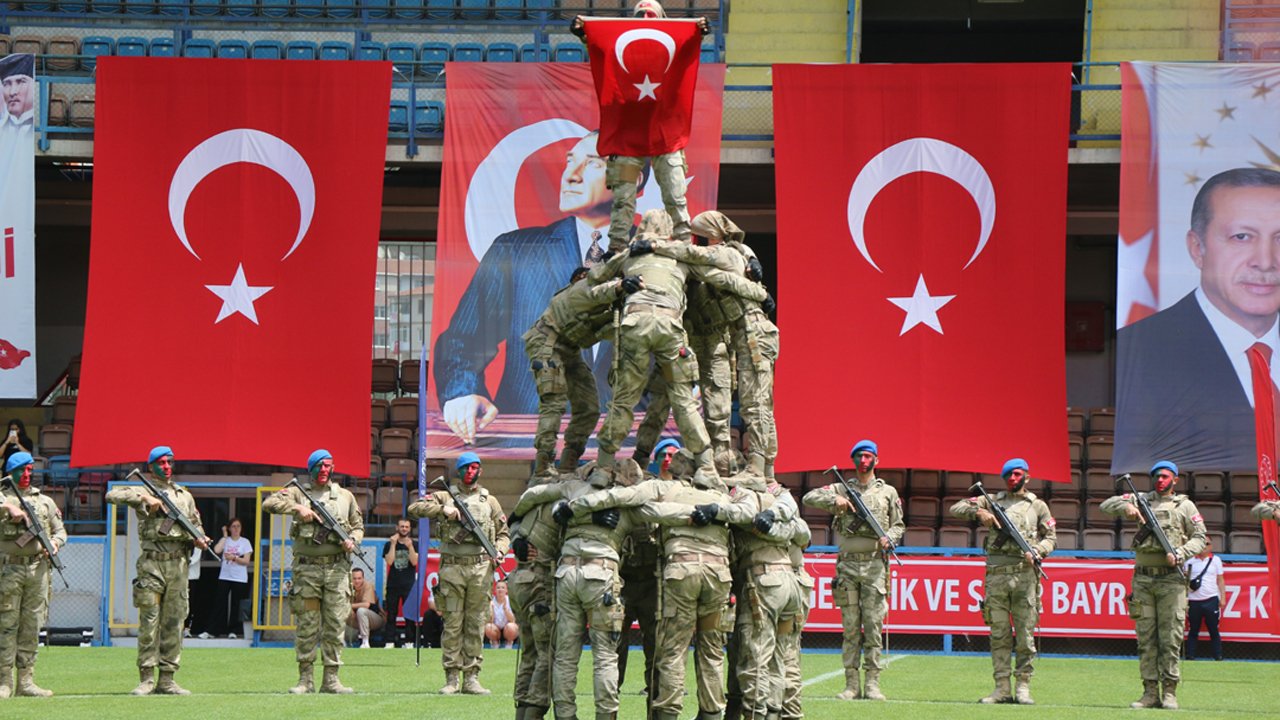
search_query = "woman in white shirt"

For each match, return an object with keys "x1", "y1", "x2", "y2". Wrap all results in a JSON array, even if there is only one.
[
  {"x1": 484, "y1": 580, "x2": 520, "y2": 649},
  {"x1": 201, "y1": 518, "x2": 253, "y2": 639},
  {"x1": 1183, "y1": 537, "x2": 1225, "y2": 661}
]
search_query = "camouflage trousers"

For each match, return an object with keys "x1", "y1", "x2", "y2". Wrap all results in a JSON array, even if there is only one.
[
  {"x1": 634, "y1": 329, "x2": 732, "y2": 462},
  {"x1": 508, "y1": 562, "x2": 555, "y2": 709},
  {"x1": 834, "y1": 554, "x2": 889, "y2": 674},
  {"x1": 653, "y1": 560, "x2": 733, "y2": 716},
  {"x1": 0, "y1": 555, "x2": 50, "y2": 670},
  {"x1": 552, "y1": 560, "x2": 625, "y2": 718},
  {"x1": 289, "y1": 557, "x2": 352, "y2": 668},
  {"x1": 616, "y1": 564, "x2": 658, "y2": 690},
  {"x1": 735, "y1": 567, "x2": 804, "y2": 717},
  {"x1": 132, "y1": 551, "x2": 190, "y2": 672},
  {"x1": 1131, "y1": 570, "x2": 1187, "y2": 683},
  {"x1": 730, "y1": 311, "x2": 779, "y2": 469},
  {"x1": 525, "y1": 329, "x2": 601, "y2": 461},
  {"x1": 633, "y1": 368, "x2": 669, "y2": 463},
  {"x1": 780, "y1": 572, "x2": 813, "y2": 720},
  {"x1": 983, "y1": 563, "x2": 1040, "y2": 680},
  {"x1": 605, "y1": 151, "x2": 690, "y2": 252},
  {"x1": 438, "y1": 556, "x2": 493, "y2": 675},
  {"x1": 598, "y1": 313, "x2": 710, "y2": 457}
]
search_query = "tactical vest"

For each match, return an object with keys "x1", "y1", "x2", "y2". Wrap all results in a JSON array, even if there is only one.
[
  {"x1": 1133, "y1": 492, "x2": 1191, "y2": 554},
  {"x1": 732, "y1": 490, "x2": 790, "y2": 566},
  {"x1": 835, "y1": 479, "x2": 896, "y2": 540},
  {"x1": 982, "y1": 491, "x2": 1043, "y2": 559},
  {"x1": 435, "y1": 486, "x2": 497, "y2": 552},
  {"x1": 0, "y1": 487, "x2": 53, "y2": 552},
  {"x1": 659, "y1": 483, "x2": 730, "y2": 553},
  {"x1": 518, "y1": 503, "x2": 563, "y2": 567},
  {"x1": 289, "y1": 484, "x2": 354, "y2": 555},
  {"x1": 137, "y1": 480, "x2": 198, "y2": 546}
]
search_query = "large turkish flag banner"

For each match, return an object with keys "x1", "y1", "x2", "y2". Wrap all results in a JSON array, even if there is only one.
[
  {"x1": 73, "y1": 57, "x2": 391, "y2": 474},
  {"x1": 583, "y1": 18, "x2": 703, "y2": 156},
  {"x1": 773, "y1": 63, "x2": 1071, "y2": 480}
]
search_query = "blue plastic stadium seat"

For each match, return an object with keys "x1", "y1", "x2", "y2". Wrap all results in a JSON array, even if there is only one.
[
  {"x1": 189, "y1": 0, "x2": 221, "y2": 15},
  {"x1": 487, "y1": 42, "x2": 517, "y2": 63},
  {"x1": 218, "y1": 39, "x2": 250, "y2": 59},
  {"x1": 320, "y1": 41, "x2": 352, "y2": 61},
  {"x1": 116, "y1": 36, "x2": 149, "y2": 57},
  {"x1": 182, "y1": 38, "x2": 216, "y2": 59},
  {"x1": 386, "y1": 42, "x2": 417, "y2": 74},
  {"x1": 327, "y1": 0, "x2": 356, "y2": 17},
  {"x1": 494, "y1": 0, "x2": 521, "y2": 19},
  {"x1": 225, "y1": 0, "x2": 255, "y2": 15},
  {"x1": 458, "y1": 0, "x2": 487, "y2": 19},
  {"x1": 356, "y1": 42, "x2": 386, "y2": 61},
  {"x1": 295, "y1": 0, "x2": 324, "y2": 17},
  {"x1": 413, "y1": 100, "x2": 444, "y2": 134},
  {"x1": 124, "y1": 0, "x2": 156, "y2": 14},
  {"x1": 80, "y1": 37, "x2": 115, "y2": 71},
  {"x1": 149, "y1": 37, "x2": 176, "y2": 57},
  {"x1": 388, "y1": 100, "x2": 409, "y2": 133},
  {"x1": 261, "y1": 0, "x2": 289, "y2": 17},
  {"x1": 363, "y1": 0, "x2": 390, "y2": 17},
  {"x1": 286, "y1": 41, "x2": 318, "y2": 61},
  {"x1": 525, "y1": 0, "x2": 553, "y2": 14},
  {"x1": 700, "y1": 45, "x2": 718, "y2": 63},
  {"x1": 418, "y1": 42, "x2": 449, "y2": 77},
  {"x1": 58, "y1": 1, "x2": 88, "y2": 12},
  {"x1": 553, "y1": 43, "x2": 586, "y2": 63},
  {"x1": 394, "y1": 0, "x2": 425, "y2": 19},
  {"x1": 424, "y1": 0, "x2": 451, "y2": 19},
  {"x1": 252, "y1": 40, "x2": 285, "y2": 60},
  {"x1": 24, "y1": 1, "x2": 53, "y2": 10},
  {"x1": 453, "y1": 42, "x2": 483, "y2": 63},
  {"x1": 91, "y1": 0, "x2": 123, "y2": 13},
  {"x1": 519, "y1": 43, "x2": 549, "y2": 63}
]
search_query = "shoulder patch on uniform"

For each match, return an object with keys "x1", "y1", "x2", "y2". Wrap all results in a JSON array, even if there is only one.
[
  {"x1": 896, "y1": 497, "x2": 903, "y2": 507},
  {"x1": 967, "y1": 497, "x2": 979, "y2": 504},
  {"x1": 1191, "y1": 513, "x2": 1203, "y2": 523},
  {"x1": 1122, "y1": 493, "x2": 1132, "y2": 500},
  {"x1": 1045, "y1": 517, "x2": 1056, "y2": 528}
]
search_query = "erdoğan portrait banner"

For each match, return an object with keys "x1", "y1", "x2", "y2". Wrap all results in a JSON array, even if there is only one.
[
  {"x1": 772, "y1": 63, "x2": 1071, "y2": 480},
  {"x1": 427, "y1": 62, "x2": 725, "y2": 459}
]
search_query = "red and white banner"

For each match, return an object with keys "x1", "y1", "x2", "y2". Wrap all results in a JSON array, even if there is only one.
[
  {"x1": 0, "y1": 53, "x2": 37, "y2": 396},
  {"x1": 427, "y1": 62, "x2": 724, "y2": 460},
  {"x1": 583, "y1": 18, "x2": 703, "y2": 157},
  {"x1": 772, "y1": 63, "x2": 1071, "y2": 479},
  {"x1": 74, "y1": 58, "x2": 390, "y2": 474}
]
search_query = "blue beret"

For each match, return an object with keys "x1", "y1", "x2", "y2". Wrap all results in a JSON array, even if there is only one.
[
  {"x1": 654, "y1": 438, "x2": 682, "y2": 455},
  {"x1": 307, "y1": 449, "x2": 332, "y2": 472},
  {"x1": 148, "y1": 446, "x2": 173, "y2": 464},
  {"x1": 1001, "y1": 458, "x2": 1029, "y2": 477},
  {"x1": 456, "y1": 451, "x2": 482, "y2": 471},
  {"x1": 850, "y1": 440, "x2": 878, "y2": 458},
  {"x1": 1150, "y1": 460, "x2": 1178, "y2": 477},
  {"x1": 5, "y1": 451, "x2": 32, "y2": 473}
]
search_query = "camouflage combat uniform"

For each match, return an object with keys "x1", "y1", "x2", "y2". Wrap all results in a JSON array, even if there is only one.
[
  {"x1": 605, "y1": 152, "x2": 691, "y2": 252},
  {"x1": 780, "y1": 516, "x2": 813, "y2": 720},
  {"x1": 0, "y1": 482, "x2": 66, "y2": 698},
  {"x1": 508, "y1": 487, "x2": 564, "y2": 720}
]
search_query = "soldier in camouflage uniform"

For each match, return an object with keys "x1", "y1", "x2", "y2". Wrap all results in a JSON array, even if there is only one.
[
  {"x1": 0, "y1": 452, "x2": 66, "y2": 698},
  {"x1": 1251, "y1": 496, "x2": 1280, "y2": 522},
  {"x1": 949, "y1": 457, "x2": 1056, "y2": 705},
  {"x1": 1102, "y1": 460, "x2": 1206, "y2": 710},
  {"x1": 568, "y1": 449, "x2": 736, "y2": 720},
  {"x1": 507, "y1": 477, "x2": 565, "y2": 720},
  {"x1": 409, "y1": 452, "x2": 510, "y2": 695},
  {"x1": 779, "y1": 509, "x2": 813, "y2": 720},
  {"x1": 802, "y1": 440, "x2": 904, "y2": 701},
  {"x1": 262, "y1": 449, "x2": 364, "y2": 695},
  {"x1": 523, "y1": 266, "x2": 644, "y2": 477},
  {"x1": 105, "y1": 446, "x2": 208, "y2": 696}
]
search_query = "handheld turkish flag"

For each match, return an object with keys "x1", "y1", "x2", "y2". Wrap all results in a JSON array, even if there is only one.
[
  {"x1": 72, "y1": 57, "x2": 391, "y2": 475},
  {"x1": 773, "y1": 63, "x2": 1071, "y2": 480},
  {"x1": 583, "y1": 18, "x2": 703, "y2": 157}
]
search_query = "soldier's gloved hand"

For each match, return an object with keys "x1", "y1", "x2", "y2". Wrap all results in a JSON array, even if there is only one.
[
  {"x1": 761, "y1": 294, "x2": 776, "y2": 315},
  {"x1": 511, "y1": 536, "x2": 530, "y2": 562},
  {"x1": 691, "y1": 503, "x2": 720, "y2": 526},
  {"x1": 697, "y1": 17, "x2": 711, "y2": 35},
  {"x1": 552, "y1": 500, "x2": 574, "y2": 527},
  {"x1": 591, "y1": 508, "x2": 621, "y2": 529},
  {"x1": 621, "y1": 275, "x2": 644, "y2": 294},
  {"x1": 629, "y1": 237, "x2": 654, "y2": 256},
  {"x1": 570, "y1": 16, "x2": 586, "y2": 38},
  {"x1": 746, "y1": 256, "x2": 764, "y2": 282},
  {"x1": 752, "y1": 509, "x2": 776, "y2": 534}
]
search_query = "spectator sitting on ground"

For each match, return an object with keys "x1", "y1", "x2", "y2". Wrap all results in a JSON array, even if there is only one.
[
  {"x1": 484, "y1": 580, "x2": 519, "y2": 649},
  {"x1": 345, "y1": 568, "x2": 385, "y2": 648}
]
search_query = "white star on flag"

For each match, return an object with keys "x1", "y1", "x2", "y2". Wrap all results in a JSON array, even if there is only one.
[
  {"x1": 634, "y1": 75, "x2": 660, "y2": 101},
  {"x1": 205, "y1": 263, "x2": 273, "y2": 325},
  {"x1": 1116, "y1": 230, "x2": 1156, "y2": 324},
  {"x1": 887, "y1": 274, "x2": 956, "y2": 336}
]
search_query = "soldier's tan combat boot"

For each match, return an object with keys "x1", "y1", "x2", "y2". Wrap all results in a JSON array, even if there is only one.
[
  {"x1": 533, "y1": 452, "x2": 556, "y2": 478},
  {"x1": 1160, "y1": 681, "x2": 1179, "y2": 710},
  {"x1": 746, "y1": 453, "x2": 767, "y2": 478},
  {"x1": 560, "y1": 447, "x2": 583, "y2": 473},
  {"x1": 288, "y1": 663, "x2": 315, "y2": 694},
  {"x1": 0, "y1": 666, "x2": 13, "y2": 699},
  {"x1": 979, "y1": 677, "x2": 1013, "y2": 704},
  {"x1": 15, "y1": 667, "x2": 52, "y2": 697},
  {"x1": 131, "y1": 667, "x2": 156, "y2": 696},
  {"x1": 1014, "y1": 677, "x2": 1034, "y2": 705},
  {"x1": 320, "y1": 666, "x2": 353, "y2": 694},
  {"x1": 439, "y1": 670, "x2": 460, "y2": 695},
  {"x1": 1130, "y1": 680, "x2": 1161, "y2": 708},
  {"x1": 461, "y1": 672, "x2": 491, "y2": 695},
  {"x1": 864, "y1": 670, "x2": 886, "y2": 701},
  {"x1": 154, "y1": 671, "x2": 191, "y2": 695},
  {"x1": 588, "y1": 453, "x2": 616, "y2": 488},
  {"x1": 836, "y1": 670, "x2": 860, "y2": 700}
]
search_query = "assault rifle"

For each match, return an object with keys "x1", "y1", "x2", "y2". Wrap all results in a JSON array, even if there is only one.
[
  {"x1": 431, "y1": 475, "x2": 508, "y2": 580},
  {"x1": 1266, "y1": 480, "x2": 1280, "y2": 498},
  {"x1": 1, "y1": 477, "x2": 69, "y2": 587},
  {"x1": 1118, "y1": 473, "x2": 1183, "y2": 575},
  {"x1": 969, "y1": 481, "x2": 1048, "y2": 580},
  {"x1": 824, "y1": 466, "x2": 903, "y2": 567},
  {"x1": 126, "y1": 469, "x2": 221, "y2": 562},
  {"x1": 284, "y1": 477, "x2": 374, "y2": 572}
]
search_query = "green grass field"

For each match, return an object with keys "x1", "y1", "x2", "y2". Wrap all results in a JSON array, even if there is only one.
[{"x1": 4, "y1": 646, "x2": 1278, "y2": 719}]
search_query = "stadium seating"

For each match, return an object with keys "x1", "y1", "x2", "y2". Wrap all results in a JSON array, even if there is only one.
[
  {"x1": 296, "y1": 0, "x2": 324, "y2": 17},
  {"x1": 486, "y1": 41, "x2": 517, "y2": 63},
  {"x1": 92, "y1": 0, "x2": 123, "y2": 14},
  {"x1": 125, "y1": 0, "x2": 156, "y2": 13},
  {"x1": 372, "y1": 358, "x2": 400, "y2": 393},
  {"x1": 413, "y1": 100, "x2": 444, "y2": 134},
  {"x1": 46, "y1": 94, "x2": 68, "y2": 125},
  {"x1": 149, "y1": 37, "x2": 176, "y2": 56},
  {"x1": 700, "y1": 44, "x2": 718, "y2": 63},
  {"x1": 938, "y1": 527, "x2": 970, "y2": 548},
  {"x1": 217, "y1": 39, "x2": 250, "y2": 59},
  {"x1": 46, "y1": 36, "x2": 81, "y2": 72},
  {"x1": 327, "y1": 0, "x2": 356, "y2": 16},
  {"x1": 52, "y1": 395, "x2": 77, "y2": 425},
  {"x1": 388, "y1": 99, "x2": 410, "y2": 132},
  {"x1": 1055, "y1": 528, "x2": 1078, "y2": 550},
  {"x1": 386, "y1": 42, "x2": 418, "y2": 73},
  {"x1": 1261, "y1": 41, "x2": 1280, "y2": 62},
  {"x1": 520, "y1": 43, "x2": 550, "y2": 63},
  {"x1": 494, "y1": 0, "x2": 522, "y2": 20},
  {"x1": 1232, "y1": 531, "x2": 1264, "y2": 554},
  {"x1": 425, "y1": 0, "x2": 451, "y2": 19},
  {"x1": 11, "y1": 36, "x2": 46, "y2": 56},
  {"x1": 357, "y1": 42, "x2": 386, "y2": 61},
  {"x1": 320, "y1": 41, "x2": 353, "y2": 60},
  {"x1": 1192, "y1": 471, "x2": 1225, "y2": 500},
  {"x1": 389, "y1": 397, "x2": 417, "y2": 428},
  {"x1": 364, "y1": 0, "x2": 392, "y2": 17},
  {"x1": 554, "y1": 42, "x2": 586, "y2": 62},
  {"x1": 905, "y1": 497, "x2": 939, "y2": 527},
  {"x1": 399, "y1": 359, "x2": 420, "y2": 393},
  {"x1": 453, "y1": 42, "x2": 484, "y2": 63},
  {"x1": 370, "y1": 427, "x2": 380, "y2": 454},
  {"x1": 286, "y1": 40, "x2": 319, "y2": 60},
  {"x1": 418, "y1": 42, "x2": 450, "y2": 76},
  {"x1": 380, "y1": 428, "x2": 413, "y2": 458},
  {"x1": 191, "y1": 0, "x2": 224, "y2": 15},
  {"x1": 182, "y1": 38, "x2": 217, "y2": 58},
  {"x1": 903, "y1": 527, "x2": 934, "y2": 547},
  {"x1": 225, "y1": 0, "x2": 255, "y2": 16},
  {"x1": 262, "y1": 0, "x2": 290, "y2": 17},
  {"x1": 116, "y1": 36, "x2": 149, "y2": 57},
  {"x1": 397, "y1": 0, "x2": 427, "y2": 19},
  {"x1": 909, "y1": 469, "x2": 942, "y2": 497},
  {"x1": 371, "y1": 398, "x2": 390, "y2": 429},
  {"x1": 459, "y1": 0, "x2": 487, "y2": 19},
  {"x1": 252, "y1": 39, "x2": 285, "y2": 60},
  {"x1": 384, "y1": 457, "x2": 416, "y2": 481},
  {"x1": 1226, "y1": 42, "x2": 1256, "y2": 62},
  {"x1": 80, "y1": 36, "x2": 114, "y2": 71},
  {"x1": 1082, "y1": 528, "x2": 1115, "y2": 551},
  {"x1": 373, "y1": 485, "x2": 406, "y2": 520},
  {"x1": 40, "y1": 424, "x2": 73, "y2": 456}
]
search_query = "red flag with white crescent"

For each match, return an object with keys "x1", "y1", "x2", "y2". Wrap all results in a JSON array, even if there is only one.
[
  {"x1": 73, "y1": 57, "x2": 390, "y2": 474},
  {"x1": 773, "y1": 63, "x2": 1071, "y2": 479},
  {"x1": 583, "y1": 18, "x2": 703, "y2": 157}
]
